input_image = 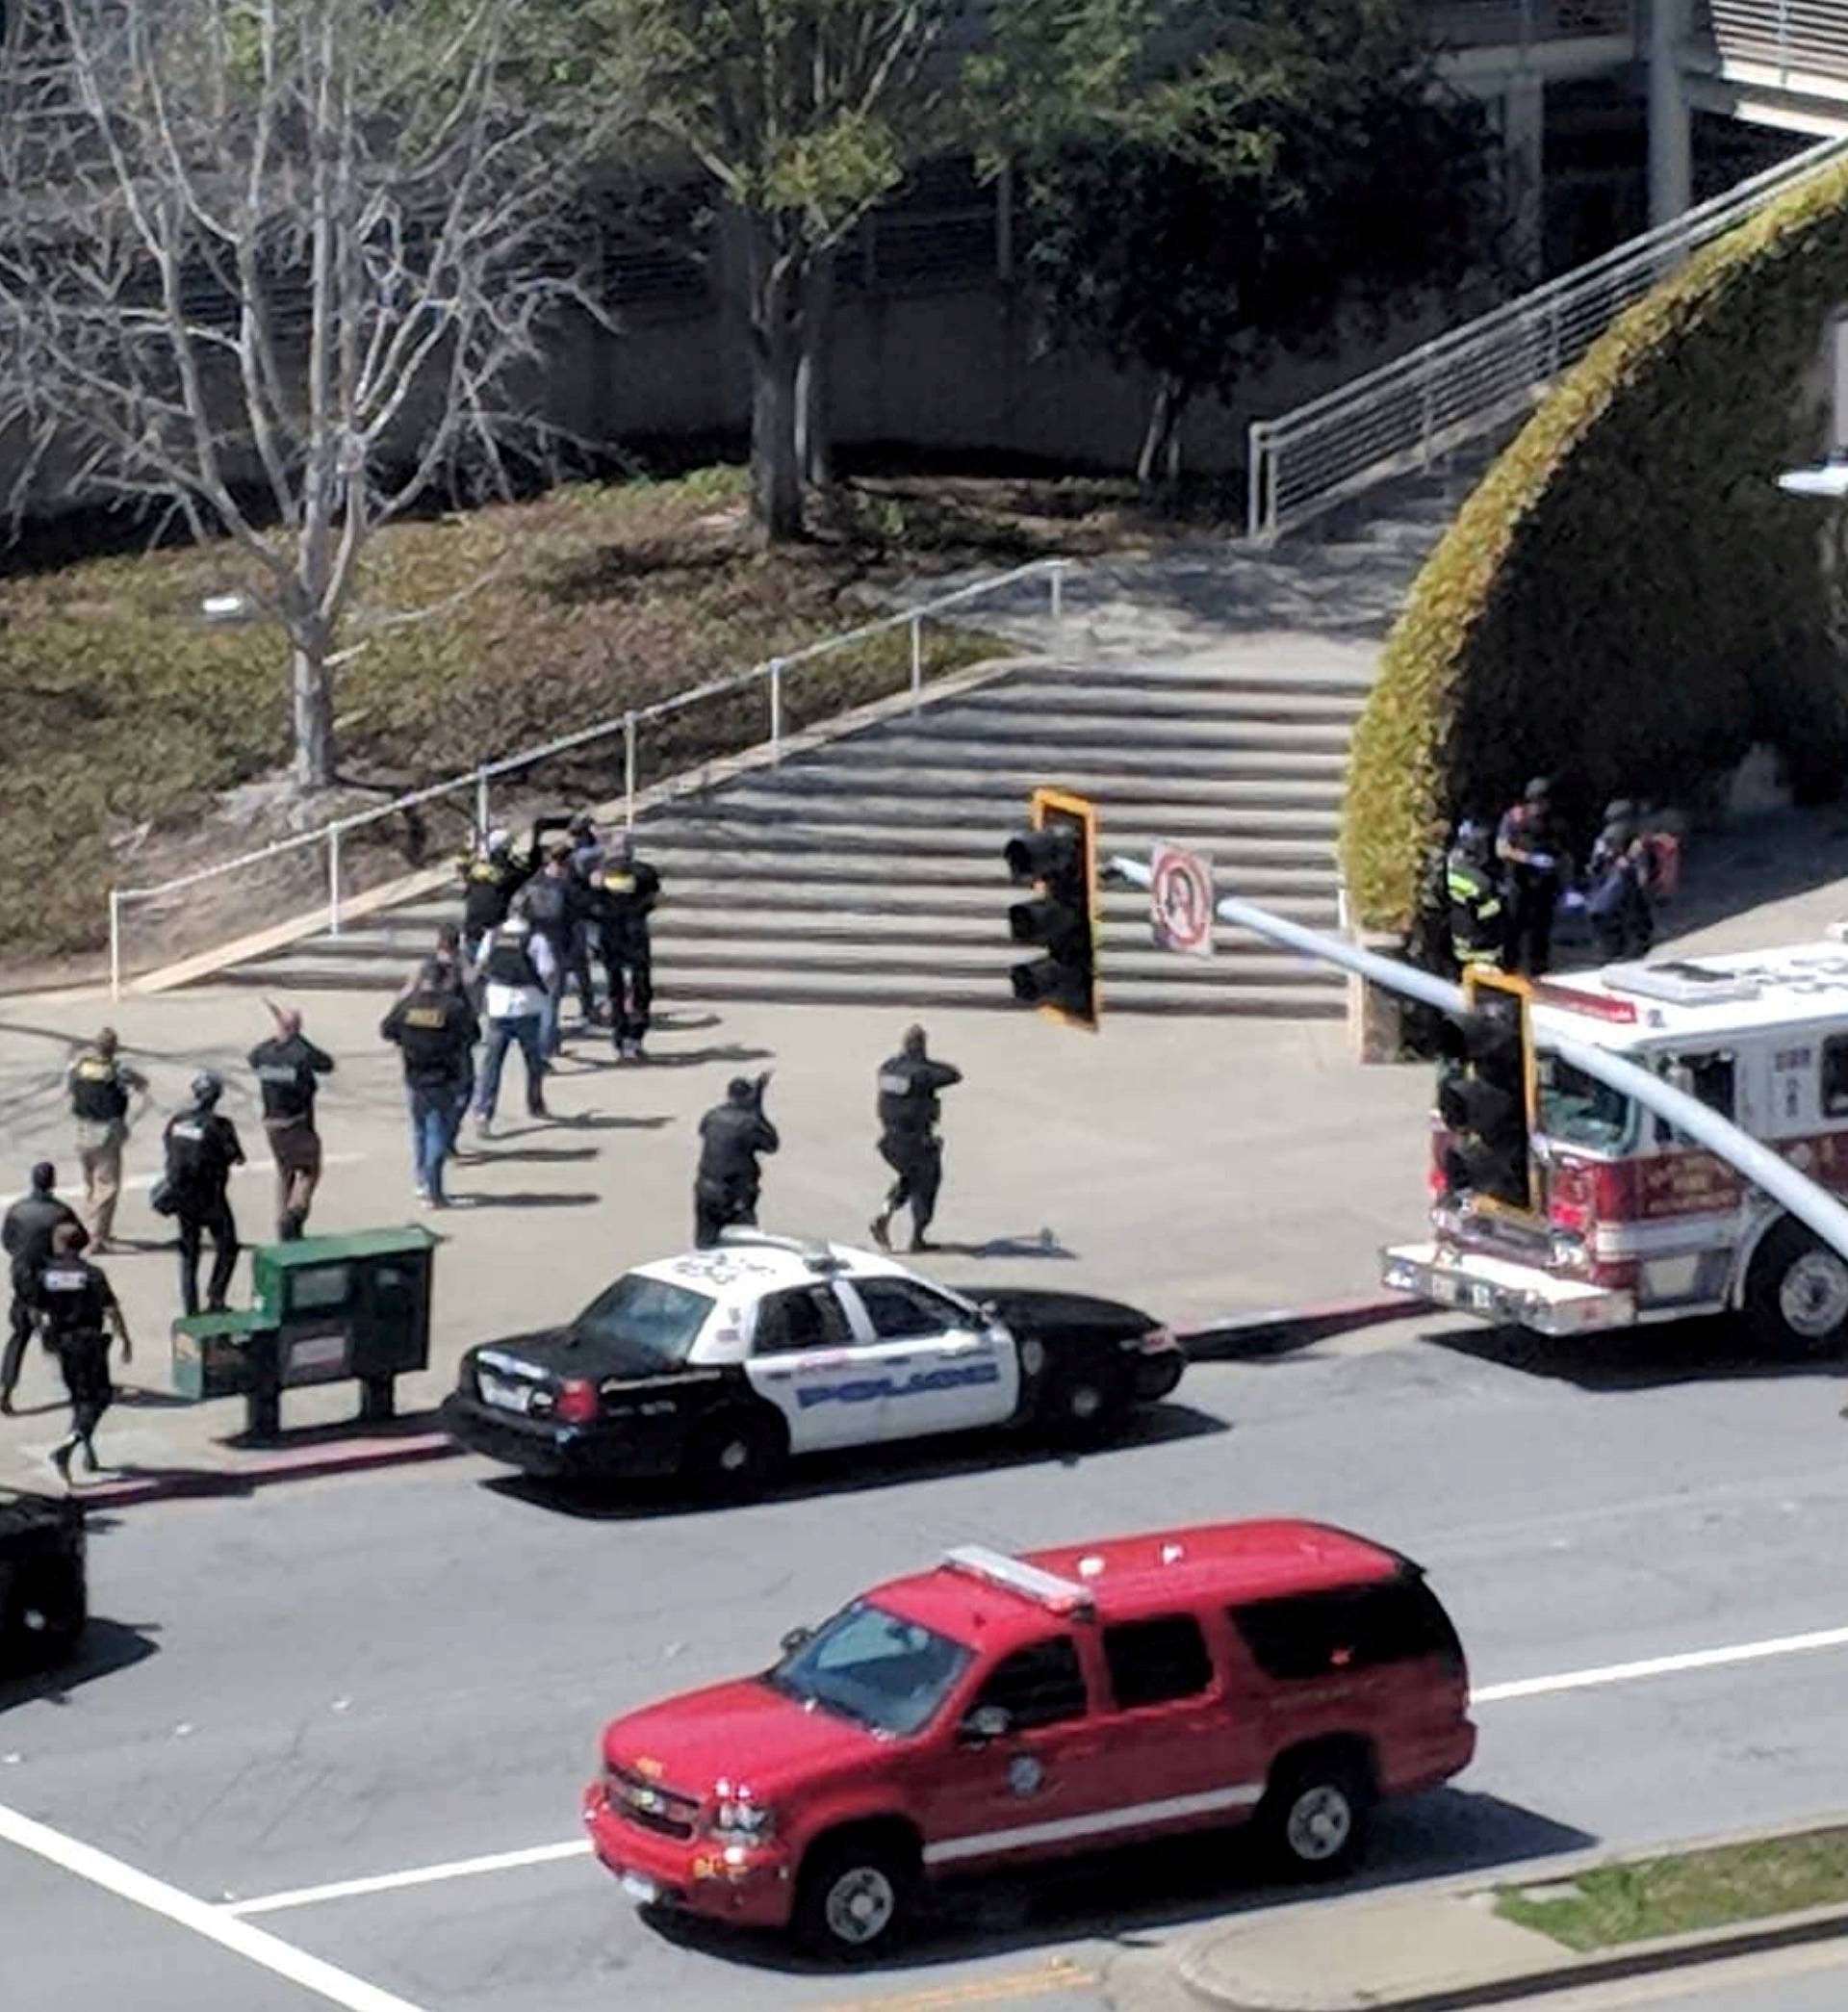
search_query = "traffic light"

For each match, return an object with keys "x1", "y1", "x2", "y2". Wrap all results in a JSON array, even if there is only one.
[
  {"x1": 1004, "y1": 787, "x2": 1099, "y2": 1030},
  {"x1": 1437, "y1": 967, "x2": 1536, "y2": 1212}
]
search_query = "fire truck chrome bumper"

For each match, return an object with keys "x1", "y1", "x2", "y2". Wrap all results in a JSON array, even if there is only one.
[{"x1": 1382, "y1": 1244, "x2": 1635, "y2": 1335}]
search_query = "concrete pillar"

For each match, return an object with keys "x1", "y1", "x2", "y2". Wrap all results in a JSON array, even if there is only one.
[
  {"x1": 1504, "y1": 76, "x2": 1547, "y2": 285},
  {"x1": 1649, "y1": 0, "x2": 1693, "y2": 227}
]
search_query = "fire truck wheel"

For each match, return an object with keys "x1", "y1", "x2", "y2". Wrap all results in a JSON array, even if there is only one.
[{"x1": 1745, "y1": 1220, "x2": 1848, "y2": 1356}]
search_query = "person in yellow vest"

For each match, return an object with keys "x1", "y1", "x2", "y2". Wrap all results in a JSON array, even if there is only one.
[{"x1": 64, "y1": 1028, "x2": 147, "y2": 1252}]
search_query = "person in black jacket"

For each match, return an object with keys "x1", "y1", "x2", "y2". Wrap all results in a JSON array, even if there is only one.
[
  {"x1": 65, "y1": 1027, "x2": 147, "y2": 1251},
  {"x1": 163, "y1": 1071, "x2": 245, "y2": 1317},
  {"x1": 249, "y1": 1002, "x2": 335, "y2": 1241},
  {"x1": 517, "y1": 843, "x2": 583, "y2": 1059},
  {"x1": 35, "y1": 1222, "x2": 131, "y2": 1483},
  {"x1": 694, "y1": 1075, "x2": 779, "y2": 1248},
  {"x1": 869, "y1": 1026, "x2": 962, "y2": 1253},
  {"x1": 1, "y1": 1162, "x2": 87, "y2": 1414},
  {"x1": 459, "y1": 828, "x2": 532, "y2": 967},
  {"x1": 382, "y1": 967, "x2": 479, "y2": 1208},
  {"x1": 592, "y1": 833, "x2": 662, "y2": 1061}
]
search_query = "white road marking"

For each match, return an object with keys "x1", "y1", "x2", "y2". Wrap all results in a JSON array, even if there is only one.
[
  {"x1": 217, "y1": 1620, "x2": 1848, "y2": 1922},
  {"x1": 1472, "y1": 1623, "x2": 1848, "y2": 1704},
  {"x1": 0, "y1": 1798, "x2": 429, "y2": 2012},
  {"x1": 224, "y1": 1839, "x2": 594, "y2": 1917}
]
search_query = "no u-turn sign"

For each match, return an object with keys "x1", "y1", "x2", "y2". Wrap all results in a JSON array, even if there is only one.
[{"x1": 1151, "y1": 841, "x2": 1215, "y2": 958}]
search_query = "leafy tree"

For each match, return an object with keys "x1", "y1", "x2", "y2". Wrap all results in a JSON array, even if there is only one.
[
  {"x1": 0, "y1": 0, "x2": 628, "y2": 789},
  {"x1": 970, "y1": 0, "x2": 1506, "y2": 488}
]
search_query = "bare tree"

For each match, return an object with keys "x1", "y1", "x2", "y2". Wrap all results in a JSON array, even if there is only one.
[{"x1": 0, "y1": 0, "x2": 632, "y2": 788}]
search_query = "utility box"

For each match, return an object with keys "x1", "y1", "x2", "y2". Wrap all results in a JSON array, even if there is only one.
[{"x1": 170, "y1": 1225, "x2": 439, "y2": 1441}]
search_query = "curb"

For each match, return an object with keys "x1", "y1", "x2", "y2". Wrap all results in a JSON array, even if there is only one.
[
  {"x1": 41, "y1": 1430, "x2": 461, "y2": 1509},
  {"x1": 1175, "y1": 1814, "x2": 1848, "y2": 2012},
  {"x1": 1178, "y1": 1295, "x2": 1411, "y2": 1359}
]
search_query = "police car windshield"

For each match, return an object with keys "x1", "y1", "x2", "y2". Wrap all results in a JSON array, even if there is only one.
[
  {"x1": 1537, "y1": 1053, "x2": 1634, "y2": 1151},
  {"x1": 765, "y1": 1601, "x2": 972, "y2": 1737},
  {"x1": 569, "y1": 1274, "x2": 713, "y2": 1371}
]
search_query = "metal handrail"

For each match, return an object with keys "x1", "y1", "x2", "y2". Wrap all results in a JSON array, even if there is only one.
[
  {"x1": 1246, "y1": 129, "x2": 1848, "y2": 542},
  {"x1": 107, "y1": 555, "x2": 1071, "y2": 997}
]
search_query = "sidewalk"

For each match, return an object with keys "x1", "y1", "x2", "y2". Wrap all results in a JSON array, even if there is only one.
[{"x1": 0, "y1": 986, "x2": 1436, "y2": 1497}]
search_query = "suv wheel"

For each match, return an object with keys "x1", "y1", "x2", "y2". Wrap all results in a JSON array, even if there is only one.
[
  {"x1": 692, "y1": 1409, "x2": 785, "y2": 1499},
  {"x1": 793, "y1": 1832, "x2": 916, "y2": 1961},
  {"x1": 1258, "y1": 1751, "x2": 1373, "y2": 1880},
  {"x1": 1745, "y1": 1220, "x2": 1848, "y2": 1356}
]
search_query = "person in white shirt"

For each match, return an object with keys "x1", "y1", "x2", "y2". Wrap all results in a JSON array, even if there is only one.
[{"x1": 471, "y1": 913, "x2": 554, "y2": 1138}]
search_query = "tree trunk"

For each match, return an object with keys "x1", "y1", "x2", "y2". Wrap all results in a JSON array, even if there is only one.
[
  {"x1": 1137, "y1": 373, "x2": 1192, "y2": 492},
  {"x1": 797, "y1": 247, "x2": 836, "y2": 493},
  {"x1": 744, "y1": 214, "x2": 807, "y2": 545},
  {"x1": 291, "y1": 629, "x2": 337, "y2": 790}
]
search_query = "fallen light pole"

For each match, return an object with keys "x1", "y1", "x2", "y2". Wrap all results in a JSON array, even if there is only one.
[{"x1": 1108, "y1": 856, "x2": 1848, "y2": 1267}]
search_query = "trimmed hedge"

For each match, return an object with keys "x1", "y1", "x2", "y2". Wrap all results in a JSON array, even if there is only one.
[{"x1": 1343, "y1": 158, "x2": 1848, "y2": 934}]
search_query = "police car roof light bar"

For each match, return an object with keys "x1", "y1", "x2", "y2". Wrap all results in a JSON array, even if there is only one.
[
  {"x1": 941, "y1": 1545, "x2": 1095, "y2": 1618},
  {"x1": 713, "y1": 1227, "x2": 844, "y2": 1272}
]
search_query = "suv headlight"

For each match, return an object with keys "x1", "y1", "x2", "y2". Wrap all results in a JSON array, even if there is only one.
[{"x1": 710, "y1": 1798, "x2": 776, "y2": 1842}]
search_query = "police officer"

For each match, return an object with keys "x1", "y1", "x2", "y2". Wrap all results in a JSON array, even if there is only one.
[
  {"x1": 382, "y1": 963, "x2": 479, "y2": 1207},
  {"x1": 593, "y1": 832, "x2": 661, "y2": 1062},
  {"x1": 34, "y1": 1222, "x2": 131, "y2": 1483},
  {"x1": 163, "y1": 1070, "x2": 245, "y2": 1317},
  {"x1": 517, "y1": 842, "x2": 583, "y2": 1056},
  {"x1": 1496, "y1": 776, "x2": 1567, "y2": 977},
  {"x1": 1445, "y1": 819, "x2": 1503, "y2": 974},
  {"x1": 869, "y1": 1025, "x2": 962, "y2": 1253},
  {"x1": 694, "y1": 1075, "x2": 779, "y2": 1248},
  {"x1": 2, "y1": 1163, "x2": 87, "y2": 1415},
  {"x1": 65, "y1": 1026, "x2": 147, "y2": 1251},
  {"x1": 1585, "y1": 813, "x2": 1655, "y2": 963},
  {"x1": 249, "y1": 1001, "x2": 336, "y2": 1240},
  {"x1": 459, "y1": 828, "x2": 532, "y2": 967}
]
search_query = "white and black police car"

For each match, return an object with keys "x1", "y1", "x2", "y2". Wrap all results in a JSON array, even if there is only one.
[{"x1": 441, "y1": 1229, "x2": 1185, "y2": 1494}]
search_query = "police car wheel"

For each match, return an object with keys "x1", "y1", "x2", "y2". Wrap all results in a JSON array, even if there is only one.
[
  {"x1": 4, "y1": 1558, "x2": 86, "y2": 1669},
  {"x1": 1746, "y1": 1220, "x2": 1848, "y2": 1357},
  {"x1": 1043, "y1": 1366, "x2": 1128, "y2": 1446},
  {"x1": 692, "y1": 1410, "x2": 785, "y2": 1499}
]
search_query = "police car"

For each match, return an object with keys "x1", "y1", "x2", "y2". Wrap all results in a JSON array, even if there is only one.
[{"x1": 440, "y1": 1230, "x2": 1185, "y2": 1493}]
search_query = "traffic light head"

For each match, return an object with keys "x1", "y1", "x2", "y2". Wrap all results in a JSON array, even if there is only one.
[
  {"x1": 1438, "y1": 967, "x2": 1537, "y2": 1213},
  {"x1": 1003, "y1": 788, "x2": 1099, "y2": 1030}
]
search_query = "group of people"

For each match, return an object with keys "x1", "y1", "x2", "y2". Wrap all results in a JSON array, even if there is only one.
[{"x1": 1446, "y1": 776, "x2": 1680, "y2": 979}]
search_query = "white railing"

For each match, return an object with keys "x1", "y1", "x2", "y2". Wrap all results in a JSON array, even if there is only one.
[
  {"x1": 107, "y1": 556, "x2": 1071, "y2": 998},
  {"x1": 1245, "y1": 130, "x2": 1848, "y2": 542}
]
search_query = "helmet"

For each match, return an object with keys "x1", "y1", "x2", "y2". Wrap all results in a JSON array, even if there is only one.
[
  {"x1": 1524, "y1": 775, "x2": 1553, "y2": 802},
  {"x1": 192, "y1": 1069, "x2": 223, "y2": 1104},
  {"x1": 1454, "y1": 817, "x2": 1491, "y2": 845},
  {"x1": 486, "y1": 827, "x2": 512, "y2": 855}
]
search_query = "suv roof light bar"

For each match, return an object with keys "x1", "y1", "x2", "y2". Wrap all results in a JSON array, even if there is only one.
[{"x1": 941, "y1": 1544, "x2": 1095, "y2": 1618}]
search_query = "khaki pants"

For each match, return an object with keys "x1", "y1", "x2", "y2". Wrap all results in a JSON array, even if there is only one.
[{"x1": 77, "y1": 1122, "x2": 126, "y2": 1245}]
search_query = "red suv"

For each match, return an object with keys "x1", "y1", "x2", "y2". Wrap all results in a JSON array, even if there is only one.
[{"x1": 583, "y1": 1519, "x2": 1476, "y2": 1957}]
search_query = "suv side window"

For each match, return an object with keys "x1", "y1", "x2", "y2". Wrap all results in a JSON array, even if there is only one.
[
  {"x1": 1232, "y1": 1577, "x2": 1462, "y2": 1682},
  {"x1": 1101, "y1": 1614, "x2": 1214, "y2": 1711},
  {"x1": 853, "y1": 1277, "x2": 967, "y2": 1341},
  {"x1": 753, "y1": 1286, "x2": 853, "y2": 1356},
  {"x1": 972, "y1": 1638, "x2": 1089, "y2": 1731}
]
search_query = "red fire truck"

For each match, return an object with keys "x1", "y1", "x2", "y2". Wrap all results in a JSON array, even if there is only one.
[{"x1": 1383, "y1": 940, "x2": 1848, "y2": 1353}]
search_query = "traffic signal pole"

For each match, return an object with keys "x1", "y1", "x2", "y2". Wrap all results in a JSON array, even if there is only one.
[{"x1": 1106, "y1": 856, "x2": 1848, "y2": 1266}]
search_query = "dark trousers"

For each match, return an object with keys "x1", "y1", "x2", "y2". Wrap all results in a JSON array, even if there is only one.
[
  {"x1": 2, "y1": 1273, "x2": 33, "y2": 1399},
  {"x1": 55, "y1": 1333, "x2": 112, "y2": 1445},
  {"x1": 603, "y1": 941, "x2": 653, "y2": 1046},
  {"x1": 1502, "y1": 877, "x2": 1557, "y2": 977},
  {"x1": 879, "y1": 1133, "x2": 942, "y2": 1232},
  {"x1": 694, "y1": 1179, "x2": 757, "y2": 1250},
  {"x1": 177, "y1": 1199, "x2": 239, "y2": 1317}
]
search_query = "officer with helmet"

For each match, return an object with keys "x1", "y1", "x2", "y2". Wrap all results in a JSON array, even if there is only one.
[
  {"x1": 1445, "y1": 817, "x2": 1504, "y2": 974},
  {"x1": 459, "y1": 827, "x2": 532, "y2": 967},
  {"x1": 160, "y1": 1070, "x2": 245, "y2": 1316}
]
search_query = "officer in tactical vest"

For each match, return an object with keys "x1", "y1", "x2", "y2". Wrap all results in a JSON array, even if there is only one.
[
  {"x1": 65, "y1": 1027, "x2": 147, "y2": 1250},
  {"x1": 2, "y1": 1162, "x2": 87, "y2": 1415},
  {"x1": 382, "y1": 964, "x2": 479, "y2": 1207},
  {"x1": 34, "y1": 1222, "x2": 131, "y2": 1483},
  {"x1": 869, "y1": 1026, "x2": 962, "y2": 1253},
  {"x1": 592, "y1": 832, "x2": 662, "y2": 1061},
  {"x1": 1446, "y1": 819, "x2": 1504, "y2": 975},
  {"x1": 694, "y1": 1075, "x2": 779, "y2": 1248},
  {"x1": 249, "y1": 1001, "x2": 336, "y2": 1240},
  {"x1": 162, "y1": 1070, "x2": 246, "y2": 1317},
  {"x1": 459, "y1": 828, "x2": 533, "y2": 966}
]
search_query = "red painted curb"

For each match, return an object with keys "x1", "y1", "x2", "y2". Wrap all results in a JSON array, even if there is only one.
[
  {"x1": 59, "y1": 1431, "x2": 461, "y2": 1508},
  {"x1": 1178, "y1": 1294, "x2": 1413, "y2": 1357}
]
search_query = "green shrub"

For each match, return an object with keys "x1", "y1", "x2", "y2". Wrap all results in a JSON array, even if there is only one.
[{"x1": 1343, "y1": 159, "x2": 1848, "y2": 934}]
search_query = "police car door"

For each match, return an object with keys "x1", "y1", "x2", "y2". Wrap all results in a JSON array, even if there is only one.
[
  {"x1": 836, "y1": 1277, "x2": 1018, "y2": 1443},
  {"x1": 743, "y1": 1284, "x2": 886, "y2": 1454}
]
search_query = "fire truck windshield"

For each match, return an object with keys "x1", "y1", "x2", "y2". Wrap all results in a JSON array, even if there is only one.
[{"x1": 1537, "y1": 1053, "x2": 1634, "y2": 1152}]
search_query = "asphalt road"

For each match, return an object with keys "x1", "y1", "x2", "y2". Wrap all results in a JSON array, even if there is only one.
[{"x1": 4, "y1": 1307, "x2": 1848, "y2": 2012}]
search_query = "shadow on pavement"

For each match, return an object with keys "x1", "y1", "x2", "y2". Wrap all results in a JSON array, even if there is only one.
[
  {"x1": 0, "y1": 1616, "x2": 161, "y2": 1710},
  {"x1": 451, "y1": 1189, "x2": 602, "y2": 1210},
  {"x1": 499, "y1": 1113, "x2": 669, "y2": 1135},
  {"x1": 219, "y1": 1405, "x2": 449, "y2": 1454},
  {"x1": 636, "y1": 1045, "x2": 775, "y2": 1070},
  {"x1": 1424, "y1": 1314, "x2": 1846, "y2": 1390},
  {"x1": 465, "y1": 1145, "x2": 601, "y2": 1165},
  {"x1": 933, "y1": 1233, "x2": 1076, "y2": 1261},
  {"x1": 487, "y1": 1401, "x2": 1230, "y2": 1523},
  {"x1": 647, "y1": 1788, "x2": 1596, "y2": 1976}
]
